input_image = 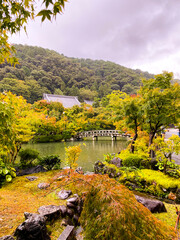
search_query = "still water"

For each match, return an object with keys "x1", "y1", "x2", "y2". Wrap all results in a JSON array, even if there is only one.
[{"x1": 23, "y1": 137, "x2": 128, "y2": 171}]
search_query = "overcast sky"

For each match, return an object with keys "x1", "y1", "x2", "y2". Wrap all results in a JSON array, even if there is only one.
[{"x1": 10, "y1": 0, "x2": 180, "y2": 78}]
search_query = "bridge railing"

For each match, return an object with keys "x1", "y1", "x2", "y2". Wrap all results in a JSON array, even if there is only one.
[{"x1": 77, "y1": 130, "x2": 130, "y2": 138}]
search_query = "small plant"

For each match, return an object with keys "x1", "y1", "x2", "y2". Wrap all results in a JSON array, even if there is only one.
[
  {"x1": 38, "y1": 155, "x2": 61, "y2": 170},
  {"x1": 19, "y1": 148, "x2": 39, "y2": 169},
  {"x1": 103, "y1": 153, "x2": 115, "y2": 163},
  {"x1": 0, "y1": 160, "x2": 16, "y2": 185},
  {"x1": 65, "y1": 145, "x2": 82, "y2": 169}
]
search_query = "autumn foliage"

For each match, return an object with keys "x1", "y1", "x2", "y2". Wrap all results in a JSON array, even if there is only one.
[{"x1": 54, "y1": 170, "x2": 177, "y2": 240}]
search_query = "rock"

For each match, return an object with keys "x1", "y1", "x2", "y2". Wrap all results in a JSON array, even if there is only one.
[
  {"x1": 58, "y1": 190, "x2": 72, "y2": 200},
  {"x1": 14, "y1": 214, "x2": 50, "y2": 240},
  {"x1": 26, "y1": 176, "x2": 38, "y2": 181},
  {"x1": 59, "y1": 205, "x2": 67, "y2": 217},
  {"x1": 84, "y1": 172, "x2": 94, "y2": 176},
  {"x1": 67, "y1": 197, "x2": 78, "y2": 205},
  {"x1": 38, "y1": 205, "x2": 62, "y2": 220},
  {"x1": 73, "y1": 215, "x2": 79, "y2": 225},
  {"x1": 0, "y1": 236, "x2": 15, "y2": 240},
  {"x1": 16, "y1": 165, "x2": 46, "y2": 176},
  {"x1": 73, "y1": 194, "x2": 79, "y2": 198},
  {"x1": 67, "y1": 208, "x2": 74, "y2": 218},
  {"x1": 38, "y1": 183, "x2": 50, "y2": 189},
  {"x1": 94, "y1": 161, "x2": 105, "y2": 174},
  {"x1": 67, "y1": 202, "x2": 76, "y2": 209},
  {"x1": 76, "y1": 205, "x2": 82, "y2": 215},
  {"x1": 24, "y1": 212, "x2": 34, "y2": 220},
  {"x1": 110, "y1": 157, "x2": 122, "y2": 168},
  {"x1": 57, "y1": 225, "x2": 75, "y2": 240},
  {"x1": 135, "y1": 195, "x2": 167, "y2": 213}
]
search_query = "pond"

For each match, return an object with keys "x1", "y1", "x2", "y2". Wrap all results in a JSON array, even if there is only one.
[{"x1": 23, "y1": 137, "x2": 128, "y2": 171}]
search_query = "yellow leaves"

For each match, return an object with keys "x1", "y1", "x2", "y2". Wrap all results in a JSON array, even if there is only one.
[
  {"x1": 0, "y1": 92, "x2": 41, "y2": 163},
  {"x1": 65, "y1": 145, "x2": 82, "y2": 169}
]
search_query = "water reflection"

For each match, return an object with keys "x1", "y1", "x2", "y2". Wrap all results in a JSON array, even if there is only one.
[{"x1": 23, "y1": 138, "x2": 128, "y2": 171}]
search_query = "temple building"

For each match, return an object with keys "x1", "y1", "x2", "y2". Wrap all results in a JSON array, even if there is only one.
[{"x1": 43, "y1": 93, "x2": 81, "y2": 108}]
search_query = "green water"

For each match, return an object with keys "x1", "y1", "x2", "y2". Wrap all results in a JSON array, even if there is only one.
[{"x1": 23, "y1": 137, "x2": 128, "y2": 171}]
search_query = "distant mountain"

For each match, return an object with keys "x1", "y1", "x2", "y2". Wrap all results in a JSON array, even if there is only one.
[{"x1": 0, "y1": 44, "x2": 154, "y2": 103}]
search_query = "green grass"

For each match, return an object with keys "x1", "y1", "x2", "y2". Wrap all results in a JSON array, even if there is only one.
[
  {"x1": 139, "y1": 169, "x2": 180, "y2": 189},
  {"x1": 154, "y1": 203, "x2": 179, "y2": 228}
]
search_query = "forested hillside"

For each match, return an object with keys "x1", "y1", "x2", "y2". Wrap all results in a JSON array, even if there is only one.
[{"x1": 0, "y1": 44, "x2": 154, "y2": 103}]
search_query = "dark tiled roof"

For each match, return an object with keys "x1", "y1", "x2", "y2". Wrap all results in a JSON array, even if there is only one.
[{"x1": 43, "y1": 94, "x2": 81, "y2": 108}]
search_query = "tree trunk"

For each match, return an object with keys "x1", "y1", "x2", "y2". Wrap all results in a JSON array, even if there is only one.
[
  {"x1": 12, "y1": 143, "x2": 22, "y2": 164},
  {"x1": 130, "y1": 133, "x2": 138, "y2": 153},
  {"x1": 149, "y1": 132, "x2": 156, "y2": 158}
]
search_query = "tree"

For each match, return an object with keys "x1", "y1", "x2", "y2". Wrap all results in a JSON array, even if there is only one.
[
  {"x1": 121, "y1": 95, "x2": 143, "y2": 153},
  {"x1": 140, "y1": 72, "x2": 180, "y2": 157},
  {"x1": 0, "y1": 0, "x2": 67, "y2": 64},
  {"x1": 0, "y1": 92, "x2": 39, "y2": 164},
  {"x1": 65, "y1": 145, "x2": 82, "y2": 169},
  {"x1": 150, "y1": 135, "x2": 180, "y2": 173}
]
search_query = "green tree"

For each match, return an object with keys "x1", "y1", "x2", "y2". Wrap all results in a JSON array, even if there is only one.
[
  {"x1": 121, "y1": 95, "x2": 143, "y2": 153},
  {"x1": 140, "y1": 72, "x2": 180, "y2": 157},
  {"x1": 150, "y1": 135, "x2": 180, "y2": 173}
]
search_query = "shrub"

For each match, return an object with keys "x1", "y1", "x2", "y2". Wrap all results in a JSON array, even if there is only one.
[
  {"x1": 122, "y1": 153, "x2": 143, "y2": 168},
  {"x1": 19, "y1": 148, "x2": 39, "y2": 169},
  {"x1": 33, "y1": 134, "x2": 63, "y2": 143},
  {"x1": 38, "y1": 155, "x2": 61, "y2": 170}
]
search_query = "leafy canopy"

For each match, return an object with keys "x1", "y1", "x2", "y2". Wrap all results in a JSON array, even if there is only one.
[{"x1": 0, "y1": 0, "x2": 67, "y2": 64}]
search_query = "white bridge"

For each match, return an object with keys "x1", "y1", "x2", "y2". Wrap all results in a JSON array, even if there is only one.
[{"x1": 76, "y1": 130, "x2": 130, "y2": 141}]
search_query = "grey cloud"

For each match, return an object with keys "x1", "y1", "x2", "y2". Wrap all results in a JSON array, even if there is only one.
[{"x1": 10, "y1": 0, "x2": 180, "y2": 75}]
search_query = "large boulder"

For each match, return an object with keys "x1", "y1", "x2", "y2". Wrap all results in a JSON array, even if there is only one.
[
  {"x1": 14, "y1": 213, "x2": 50, "y2": 240},
  {"x1": 16, "y1": 165, "x2": 46, "y2": 176},
  {"x1": 94, "y1": 161, "x2": 105, "y2": 174},
  {"x1": 38, "y1": 205, "x2": 64, "y2": 220},
  {"x1": 58, "y1": 190, "x2": 72, "y2": 200},
  {"x1": 110, "y1": 157, "x2": 122, "y2": 168},
  {"x1": 135, "y1": 195, "x2": 167, "y2": 213}
]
